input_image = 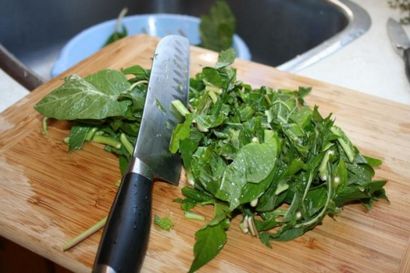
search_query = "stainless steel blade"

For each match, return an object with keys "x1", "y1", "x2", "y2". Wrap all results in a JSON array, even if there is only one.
[
  {"x1": 132, "y1": 35, "x2": 189, "y2": 184},
  {"x1": 387, "y1": 18, "x2": 410, "y2": 57}
]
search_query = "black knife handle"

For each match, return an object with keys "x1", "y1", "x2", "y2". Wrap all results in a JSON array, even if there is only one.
[
  {"x1": 404, "y1": 48, "x2": 410, "y2": 83},
  {"x1": 93, "y1": 172, "x2": 153, "y2": 273}
]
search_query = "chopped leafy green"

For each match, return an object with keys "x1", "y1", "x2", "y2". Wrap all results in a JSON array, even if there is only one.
[
  {"x1": 189, "y1": 219, "x2": 229, "y2": 273},
  {"x1": 35, "y1": 49, "x2": 388, "y2": 273},
  {"x1": 184, "y1": 211, "x2": 206, "y2": 221},
  {"x1": 216, "y1": 142, "x2": 277, "y2": 210},
  {"x1": 215, "y1": 48, "x2": 236, "y2": 68},
  {"x1": 169, "y1": 51, "x2": 388, "y2": 271},
  {"x1": 154, "y1": 215, "x2": 174, "y2": 231},
  {"x1": 68, "y1": 125, "x2": 92, "y2": 151},
  {"x1": 200, "y1": 0, "x2": 236, "y2": 51}
]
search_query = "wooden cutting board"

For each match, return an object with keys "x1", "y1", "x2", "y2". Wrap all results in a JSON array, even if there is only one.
[{"x1": 1, "y1": 35, "x2": 410, "y2": 273}]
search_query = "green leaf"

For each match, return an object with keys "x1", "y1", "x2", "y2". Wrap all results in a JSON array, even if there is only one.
[
  {"x1": 118, "y1": 155, "x2": 129, "y2": 176},
  {"x1": 335, "y1": 180, "x2": 387, "y2": 206},
  {"x1": 239, "y1": 169, "x2": 275, "y2": 205},
  {"x1": 304, "y1": 186, "x2": 327, "y2": 217},
  {"x1": 216, "y1": 142, "x2": 277, "y2": 209},
  {"x1": 215, "y1": 48, "x2": 236, "y2": 69},
  {"x1": 68, "y1": 125, "x2": 93, "y2": 151},
  {"x1": 208, "y1": 202, "x2": 230, "y2": 226},
  {"x1": 191, "y1": 147, "x2": 227, "y2": 195},
  {"x1": 331, "y1": 126, "x2": 356, "y2": 162},
  {"x1": 181, "y1": 186, "x2": 214, "y2": 203},
  {"x1": 103, "y1": 25, "x2": 127, "y2": 46},
  {"x1": 85, "y1": 69, "x2": 131, "y2": 96},
  {"x1": 199, "y1": 0, "x2": 236, "y2": 51},
  {"x1": 35, "y1": 71, "x2": 130, "y2": 120},
  {"x1": 335, "y1": 159, "x2": 348, "y2": 193},
  {"x1": 180, "y1": 132, "x2": 202, "y2": 170},
  {"x1": 189, "y1": 220, "x2": 228, "y2": 273},
  {"x1": 169, "y1": 114, "x2": 194, "y2": 153},
  {"x1": 121, "y1": 65, "x2": 150, "y2": 82},
  {"x1": 271, "y1": 227, "x2": 305, "y2": 241},
  {"x1": 154, "y1": 215, "x2": 174, "y2": 231},
  {"x1": 364, "y1": 155, "x2": 383, "y2": 167}
]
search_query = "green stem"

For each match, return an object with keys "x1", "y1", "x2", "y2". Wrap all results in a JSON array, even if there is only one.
[
  {"x1": 295, "y1": 164, "x2": 333, "y2": 228},
  {"x1": 172, "y1": 100, "x2": 190, "y2": 117},
  {"x1": 92, "y1": 135, "x2": 121, "y2": 149},
  {"x1": 63, "y1": 216, "x2": 107, "y2": 251},
  {"x1": 41, "y1": 117, "x2": 48, "y2": 135},
  {"x1": 184, "y1": 211, "x2": 205, "y2": 221},
  {"x1": 120, "y1": 133, "x2": 134, "y2": 155},
  {"x1": 115, "y1": 7, "x2": 128, "y2": 33},
  {"x1": 128, "y1": 80, "x2": 148, "y2": 91},
  {"x1": 337, "y1": 138, "x2": 355, "y2": 162},
  {"x1": 319, "y1": 150, "x2": 333, "y2": 181},
  {"x1": 301, "y1": 172, "x2": 314, "y2": 201},
  {"x1": 85, "y1": 127, "x2": 98, "y2": 141}
]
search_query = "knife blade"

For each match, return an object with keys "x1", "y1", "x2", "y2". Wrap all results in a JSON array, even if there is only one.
[
  {"x1": 387, "y1": 18, "x2": 410, "y2": 82},
  {"x1": 93, "y1": 35, "x2": 190, "y2": 273}
]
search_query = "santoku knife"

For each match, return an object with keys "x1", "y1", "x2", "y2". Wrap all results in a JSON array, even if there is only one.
[
  {"x1": 387, "y1": 18, "x2": 410, "y2": 82},
  {"x1": 93, "y1": 35, "x2": 190, "y2": 273}
]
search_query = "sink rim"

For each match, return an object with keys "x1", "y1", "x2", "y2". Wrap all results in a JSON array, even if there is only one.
[{"x1": 277, "y1": 0, "x2": 371, "y2": 72}]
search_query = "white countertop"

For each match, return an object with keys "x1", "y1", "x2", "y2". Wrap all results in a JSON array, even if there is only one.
[
  {"x1": 1, "y1": 0, "x2": 409, "y2": 113},
  {"x1": 297, "y1": 0, "x2": 410, "y2": 105}
]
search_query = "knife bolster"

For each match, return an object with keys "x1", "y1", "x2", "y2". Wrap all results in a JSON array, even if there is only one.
[{"x1": 128, "y1": 157, "x2": 153, "y2": 180}]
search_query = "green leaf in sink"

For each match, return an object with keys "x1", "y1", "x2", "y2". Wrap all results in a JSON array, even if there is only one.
[
  {"x1": 103, "y1": 8, "x2": 129, "y2": 47},
  {"x1": 200, "y1": 0, "x2": 236, "y2": 52}
]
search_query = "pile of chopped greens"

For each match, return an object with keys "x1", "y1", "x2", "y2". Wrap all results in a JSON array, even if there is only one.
[{"x1": 35, "y1": 49, "x2": 387, "y2": 273}]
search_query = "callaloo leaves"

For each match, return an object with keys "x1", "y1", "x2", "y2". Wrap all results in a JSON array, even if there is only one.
[
  {"x1": 35, "y1": 70, "x2": 132, "y2": 120},
  {"x1": 170, "y1": 51, "x2": 388, "y2": 271},
  {"x1": 35, "y1": 50, "x2": 387, "y2": 273},
  {"x1": 34, "y1": 66, "x2": 149, "y2": 175}
]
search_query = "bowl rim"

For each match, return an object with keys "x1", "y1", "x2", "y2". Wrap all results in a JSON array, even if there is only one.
[{"x1": 51, "y1": 13, "x2": 251, "y2": 77}]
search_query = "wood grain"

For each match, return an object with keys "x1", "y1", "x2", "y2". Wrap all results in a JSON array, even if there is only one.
[{"x1": 0, "y1": 35, "x2": 409, "y2": 273}]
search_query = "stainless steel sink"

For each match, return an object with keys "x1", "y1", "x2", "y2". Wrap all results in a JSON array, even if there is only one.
[{"x1": 0, "y1": 0, "x2": 370, "y2": 85}]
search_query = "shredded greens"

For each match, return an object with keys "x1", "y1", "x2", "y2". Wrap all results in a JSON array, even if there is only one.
[
  {"x1": 154, "y1": 215, "x2": 174, "y2": 231},
  {"x1": 35, "y1": 49, "x2": 387, "y2": 273},
  {"x1": 169, "y1": 49, "x2": 388, "y2": 271}
]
